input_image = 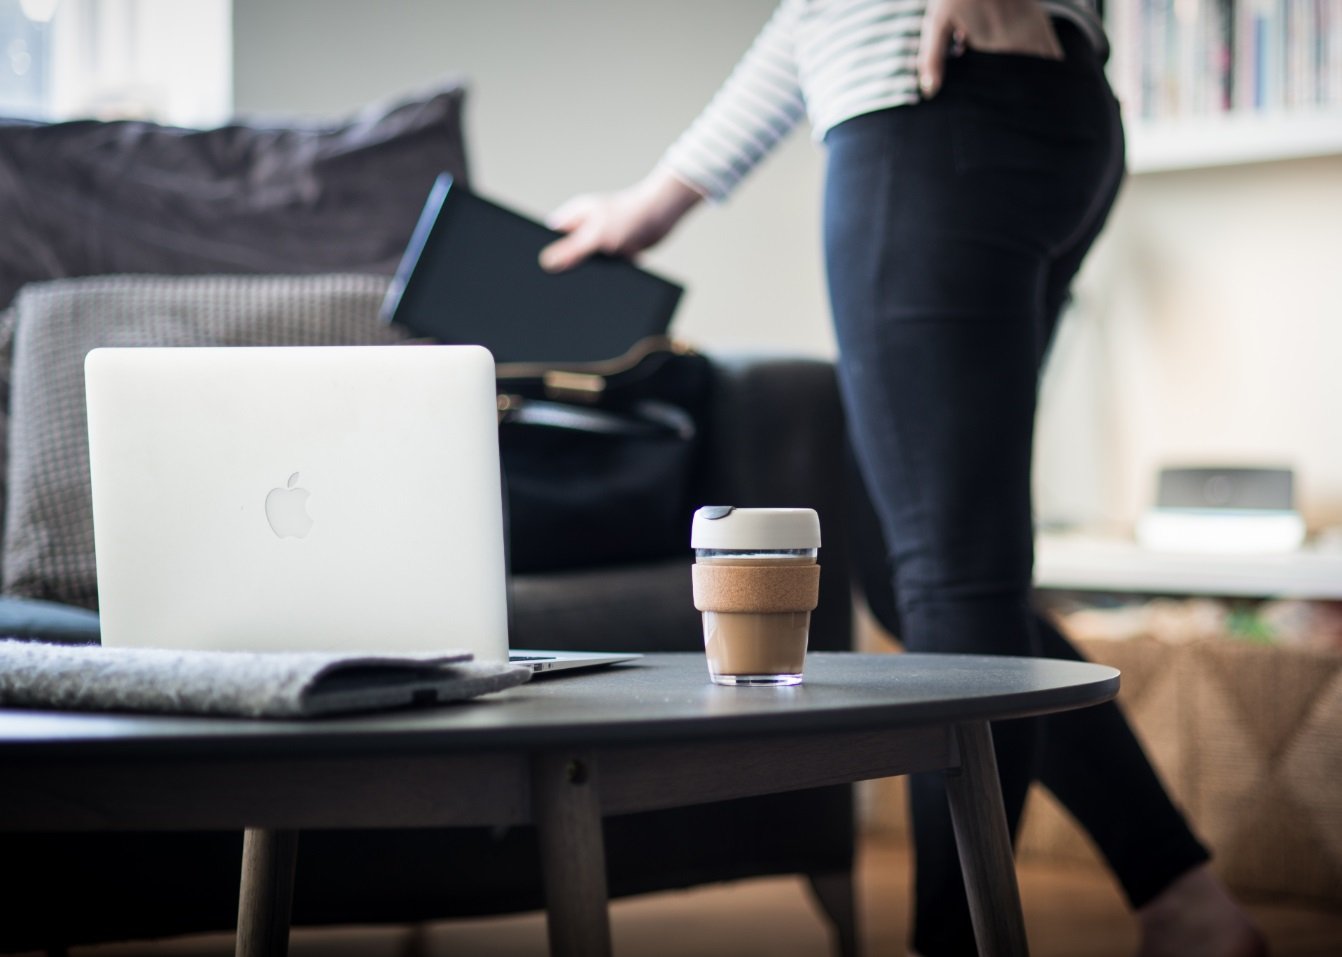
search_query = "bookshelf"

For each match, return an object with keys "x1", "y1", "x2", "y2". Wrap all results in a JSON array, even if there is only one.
[
  {"x1": 1126, "y1": 107, "x2": 1342, "y2": 172},
  {"x1": 1107, "y1": 0, "x2": 1342, "y2": 173}
]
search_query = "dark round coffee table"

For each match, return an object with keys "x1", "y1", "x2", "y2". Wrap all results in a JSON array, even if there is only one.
[{"x1": 0, "y1": 651, "x2": 1119, "y2": 956}]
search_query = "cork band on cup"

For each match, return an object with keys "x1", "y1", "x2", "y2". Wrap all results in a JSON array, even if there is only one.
[{"x1": 691, "y1": 563, "x2": 821, "y2": 614}]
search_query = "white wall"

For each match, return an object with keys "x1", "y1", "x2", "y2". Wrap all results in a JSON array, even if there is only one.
[
  {"x1": 233, "y1": 0, "x2": 1342, "y2": 532},
  {"x1": 1048, "y1": 156, "x2": 1342, "y2": 531}
]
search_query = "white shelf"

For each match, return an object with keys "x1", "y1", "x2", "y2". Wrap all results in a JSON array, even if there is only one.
[
  {"x1": 1035, "y1": 532, "x2": 1342, "y2": 600},
  {"x1": 1125, "y1": 108, "x2": 1342, "y2": 174}
]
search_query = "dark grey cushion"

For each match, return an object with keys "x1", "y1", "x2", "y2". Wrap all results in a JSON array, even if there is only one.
[
  {"x1": 510, "y1": 560, "x2": 703, "y2": 653},
  {"x1": 0, "y1": 85, "x2": 468, "y2": 578},
  {"x1": 0, "y1": 81, "x2": 470, "y2": 313}
]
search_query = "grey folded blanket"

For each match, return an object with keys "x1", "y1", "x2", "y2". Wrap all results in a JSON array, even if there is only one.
[{"x1": 0, "y1": 640, "x2": 531, "y2": 718}]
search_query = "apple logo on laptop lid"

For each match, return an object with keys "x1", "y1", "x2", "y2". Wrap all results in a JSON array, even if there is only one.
[{"x1": 265, "y1": 472, "x2": 314, "y2": 539}]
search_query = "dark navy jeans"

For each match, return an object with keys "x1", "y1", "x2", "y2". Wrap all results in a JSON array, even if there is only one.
[{"x1": 823, "y1": 21, "x2": 1209, "y2": 956}]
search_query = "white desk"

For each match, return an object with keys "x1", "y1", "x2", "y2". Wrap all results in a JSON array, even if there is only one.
[{"x1": 1034, "y1": 532, "x2": 1342, "y2": 600}]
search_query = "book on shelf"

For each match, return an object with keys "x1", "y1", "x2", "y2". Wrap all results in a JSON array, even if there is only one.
[{"x1": 1106, "y1": 0, "x2": 1342, "y2": 122}]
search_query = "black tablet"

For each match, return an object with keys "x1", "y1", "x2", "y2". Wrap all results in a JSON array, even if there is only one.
[{"x1": 380, "y1": 174, "x2": 684, "y2": 364}]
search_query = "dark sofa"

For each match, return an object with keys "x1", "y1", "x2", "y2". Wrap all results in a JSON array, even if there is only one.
[{"x1": 0, "y1": 87, "x2": 861, "y2": 954}]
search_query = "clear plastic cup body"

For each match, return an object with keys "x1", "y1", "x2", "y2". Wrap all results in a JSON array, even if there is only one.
[{"x1": 694, "y1": 547, "x2": 817, "y2": 687}]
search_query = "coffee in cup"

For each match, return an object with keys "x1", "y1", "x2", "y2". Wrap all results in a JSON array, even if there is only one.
[{"x1": 691, "y1": 506, "x2": 821, "y2": 686}]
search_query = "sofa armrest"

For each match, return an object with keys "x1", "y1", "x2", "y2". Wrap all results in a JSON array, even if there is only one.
[{"x1": 698, "y1": 354, "x2": 853, "y2": 652}]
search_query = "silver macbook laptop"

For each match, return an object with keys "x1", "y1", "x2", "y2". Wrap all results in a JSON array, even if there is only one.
[{"x1": 84, "y1": 345, "x2": 637, "y2": 677}]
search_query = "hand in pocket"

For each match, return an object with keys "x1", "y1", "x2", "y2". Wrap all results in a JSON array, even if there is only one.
[{"x1": 917, "y1": 0, "x2": 1063, "y2": 97}]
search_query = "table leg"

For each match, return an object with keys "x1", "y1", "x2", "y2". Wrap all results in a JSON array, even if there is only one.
[
  {"x1": 531, "y1": 752, "x2": 612, "y2": 957},
  {"x1": 236, "y1": 828, "x2": 299, "y2": 957},
  {"x1": 945, "y1": 721, "x2": 1029, "y2": 957}
]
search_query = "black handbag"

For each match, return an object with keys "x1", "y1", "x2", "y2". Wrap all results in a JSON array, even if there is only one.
[{"x1": 496, "y1": 337, "x2": 712, "y2": 574}]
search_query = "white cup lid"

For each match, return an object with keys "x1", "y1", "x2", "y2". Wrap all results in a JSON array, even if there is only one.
[{"x1": 691, "y1": 506, "x2": 821, "y2": 550}]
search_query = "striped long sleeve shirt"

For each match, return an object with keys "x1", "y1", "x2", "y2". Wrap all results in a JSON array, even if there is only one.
[{"x1": 661, "y1": 0, "x2": 1105, "y2": 201}]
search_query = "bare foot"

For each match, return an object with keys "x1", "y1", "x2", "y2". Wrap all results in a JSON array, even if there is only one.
[{"x1": 1138, "y1": 864, "x2": 1268, "y2": 957}]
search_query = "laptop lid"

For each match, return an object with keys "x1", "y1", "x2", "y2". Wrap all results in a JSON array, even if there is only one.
[
  {"x1": 379, "y1": 174, "x2": 684, "y2": 363},
  {"x1": 85, "y1": 345, "x2": 510, "y2": 661}
]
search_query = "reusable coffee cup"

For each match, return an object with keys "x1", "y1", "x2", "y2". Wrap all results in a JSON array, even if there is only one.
[{"x1": 691, "y1": 506, "x2": 821, "y2": 687}]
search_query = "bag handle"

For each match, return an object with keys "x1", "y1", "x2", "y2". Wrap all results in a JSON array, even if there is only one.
[{"x1": 495, "y1": 336, "x2": 696, "y2": 405}]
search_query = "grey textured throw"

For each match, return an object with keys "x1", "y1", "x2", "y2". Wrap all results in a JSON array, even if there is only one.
[{"x1": 0, "y1": 640, "x2": 531, "y2": 718}]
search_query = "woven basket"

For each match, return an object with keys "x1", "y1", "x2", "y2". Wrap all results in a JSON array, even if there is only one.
[
  {"x1": 855, "y1": 607, "x2": 1342, "y2": 904},
  {"x1": 1017, "y1": 635, "x2": 1342, "y2": 905}
]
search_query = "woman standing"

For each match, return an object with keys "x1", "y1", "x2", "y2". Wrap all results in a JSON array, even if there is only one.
[{"x1": 542, "y1": 1, "x2": 1265, "y2": 954}]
